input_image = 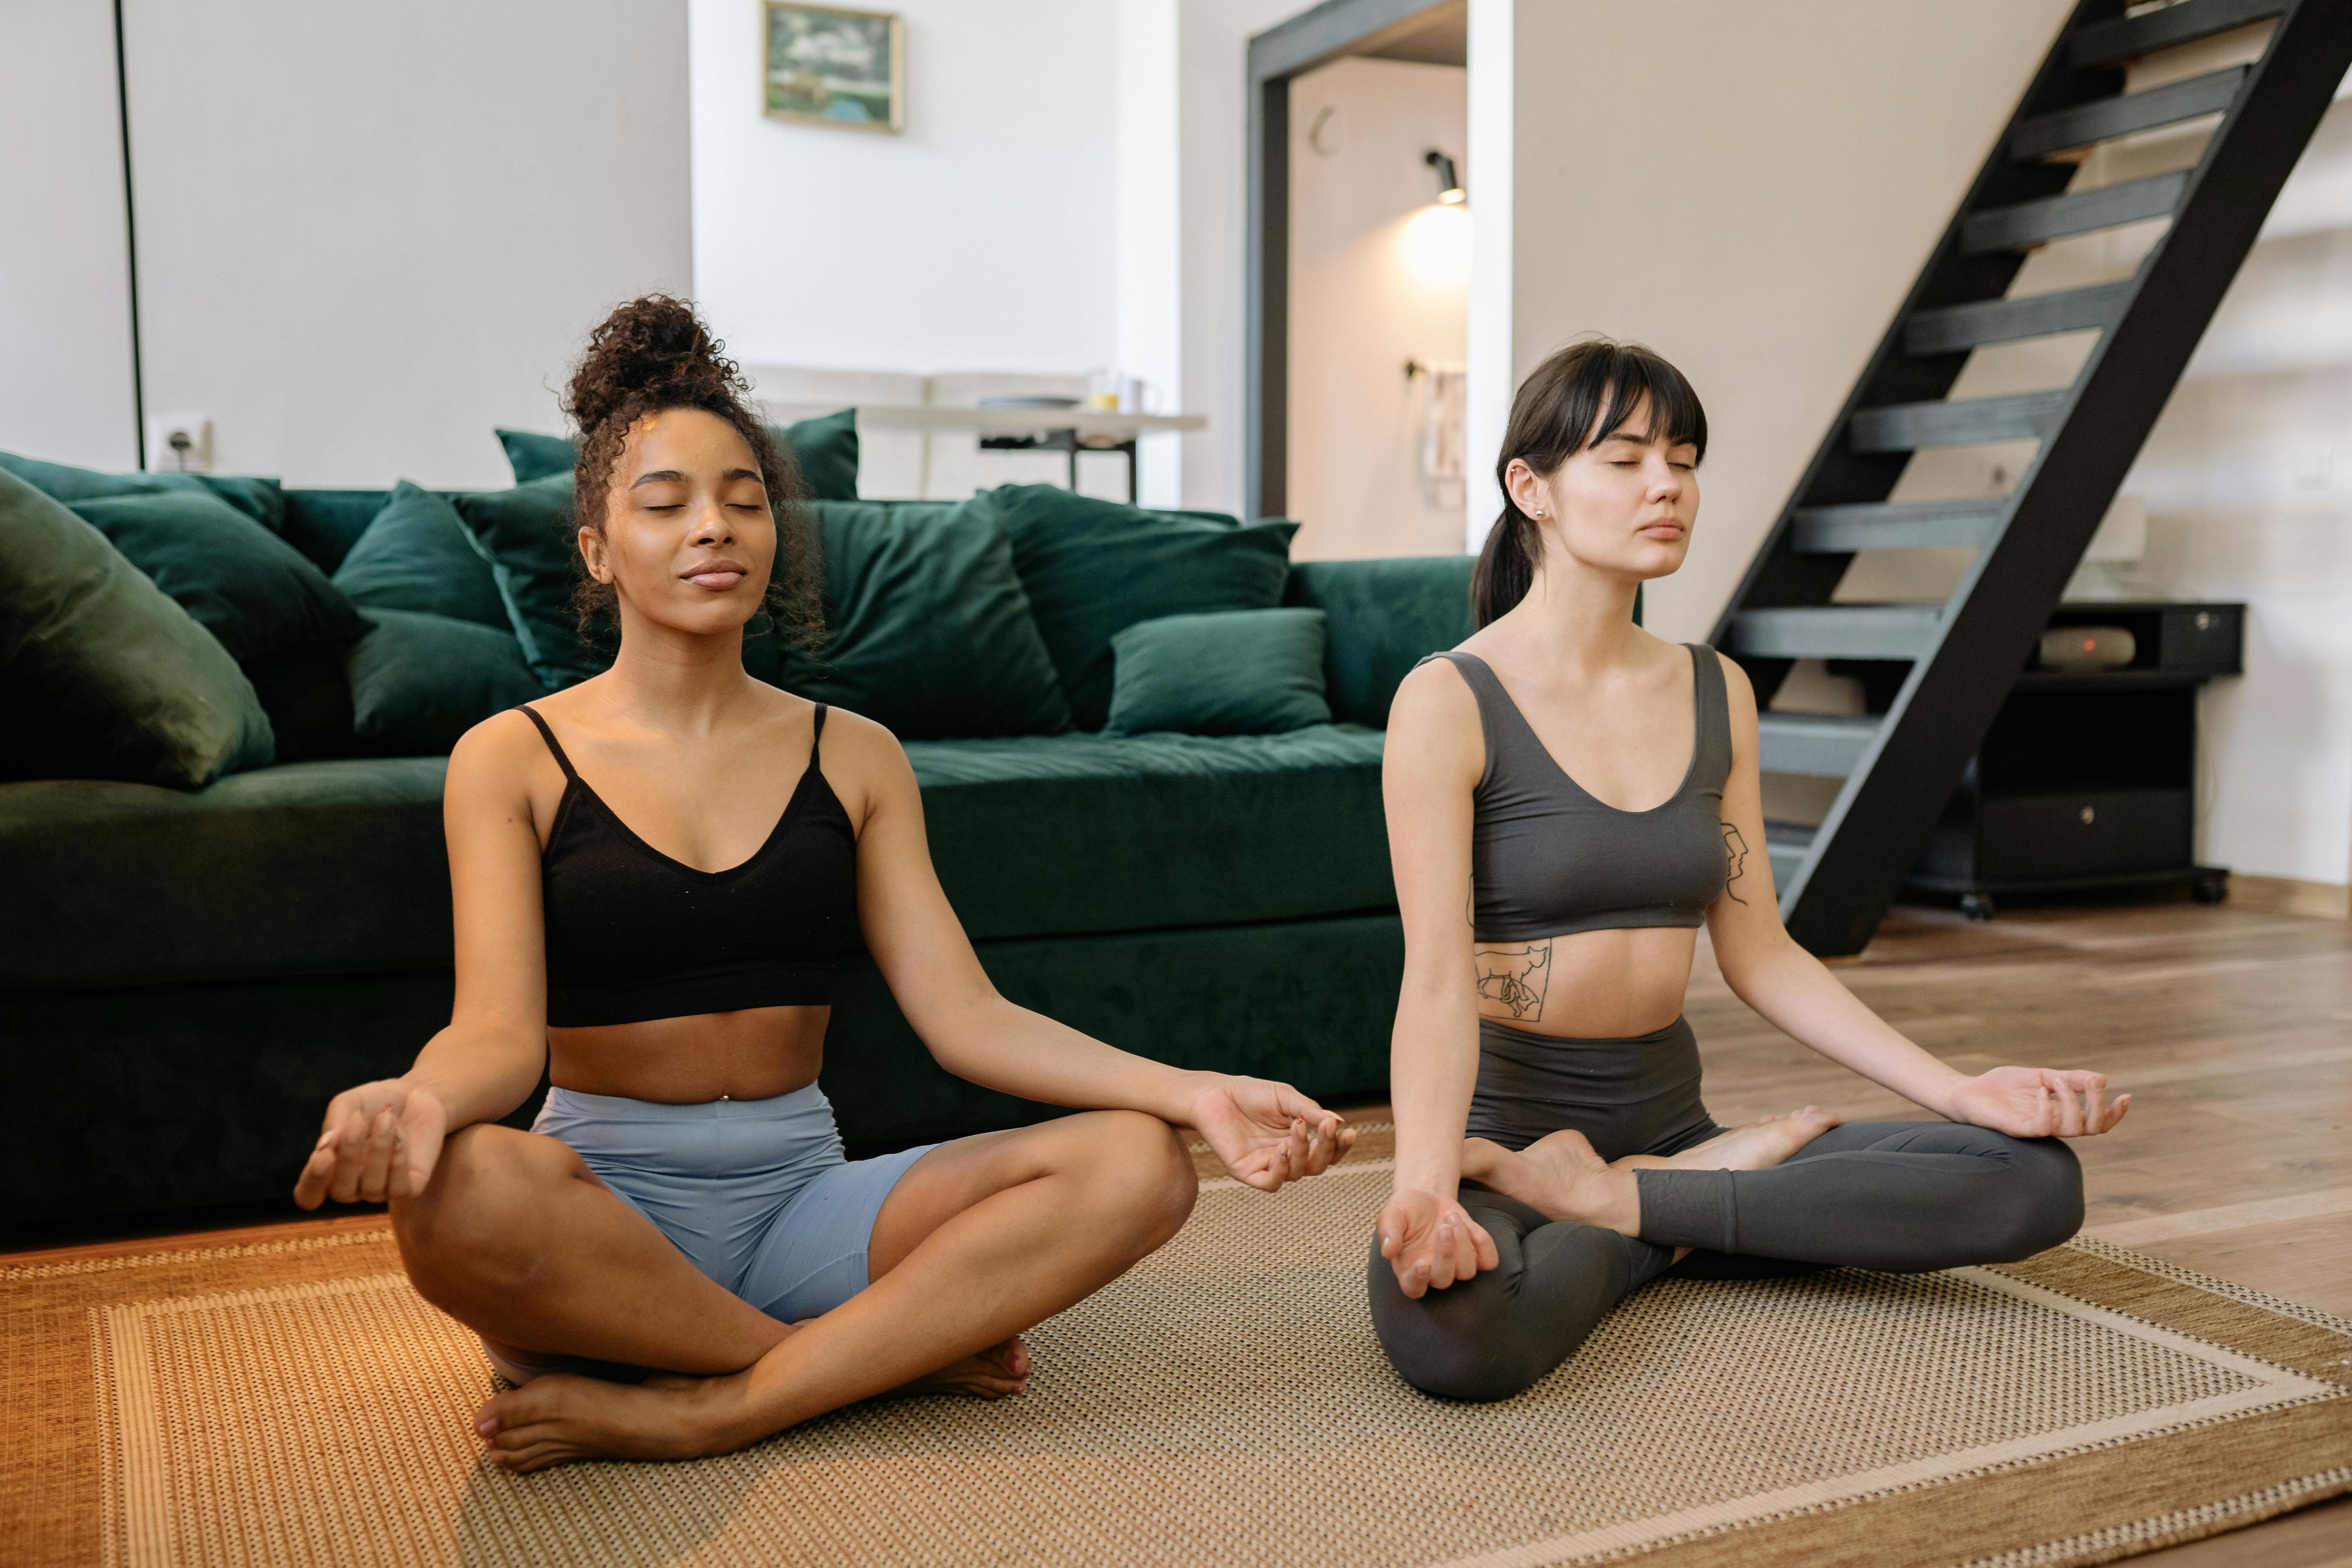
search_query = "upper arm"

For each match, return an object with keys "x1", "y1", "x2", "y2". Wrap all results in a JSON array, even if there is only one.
[
  {"x1": 1704, "y1": 653, "x2": 1792, "y2": 964},
  {"x1": 1383, "y1": 660, "x2": 1485, "y2": 987},
  {"x1": 442, "y1": 714, "x2": 554, "y2": 1038},
  {"x1": 831, "y1": 713, "x2": 997, "y2": 1036}
]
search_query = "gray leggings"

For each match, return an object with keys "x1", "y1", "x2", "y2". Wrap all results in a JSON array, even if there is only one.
[{"x1": 1368, "y1": 1017, "x2": 2084, "y2": 1402}]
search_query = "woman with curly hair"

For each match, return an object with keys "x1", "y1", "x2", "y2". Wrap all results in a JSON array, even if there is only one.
[{"x1": 294, "y1": 296, "x2": 1354, "y2": 1470}]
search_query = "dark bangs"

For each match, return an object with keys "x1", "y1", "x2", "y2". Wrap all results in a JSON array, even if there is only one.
[{"x1": 1529, "y1": 340, "x2": 1708, "y2": 466}]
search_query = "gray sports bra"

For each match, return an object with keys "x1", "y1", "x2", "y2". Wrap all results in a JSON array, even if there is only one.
[{"x1": 1425, "y1": 645, "x2": 1733, "y2": 940}]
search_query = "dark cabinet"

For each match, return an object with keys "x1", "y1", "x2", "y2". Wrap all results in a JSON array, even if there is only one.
[{"x1": 1905, "y1": 603, "x2": 2241, "y2": 918}]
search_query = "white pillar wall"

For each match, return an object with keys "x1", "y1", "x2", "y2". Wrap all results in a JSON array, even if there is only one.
[
  {"x1": 1115, "y1": 0, "x2": 1186, "y2": 509},
  {"x1": 1464, "y1": 0, "x2": 1514, "y2": 554}
]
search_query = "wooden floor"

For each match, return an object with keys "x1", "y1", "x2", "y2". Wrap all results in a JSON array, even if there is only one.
[
  {"x1": 1702, "y1": 898, "x2": 2352, "y2": 1565},
  {"x1": 9, "y1": 896, "x2": 2349, "y2": 1563}
]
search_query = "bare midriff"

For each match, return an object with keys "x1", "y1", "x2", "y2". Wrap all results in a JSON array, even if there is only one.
[
  {"x1": 548, "y1": 1004, "x2": 831, "y2": 1103},
  {"x1": 1473, "y1": 926, "x2": 1697, "y2": 1039}
]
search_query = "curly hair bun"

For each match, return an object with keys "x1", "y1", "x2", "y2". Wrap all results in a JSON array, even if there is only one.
[{"x1": 564, "y1": 294, "x2": 750, "y2": 436}]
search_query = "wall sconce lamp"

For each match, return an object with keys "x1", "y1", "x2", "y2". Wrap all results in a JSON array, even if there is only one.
[{"x1": 1425, "y1": 149, "x2": 1466, "y2": 206}]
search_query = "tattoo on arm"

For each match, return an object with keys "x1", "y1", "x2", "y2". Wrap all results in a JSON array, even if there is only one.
[
  {"x1": 1721, "y1": 821, "x2": 1750, "y2": 906},
  {"x1": 1474, "y1": 941, "x2": 1552, "y2": 1021}
]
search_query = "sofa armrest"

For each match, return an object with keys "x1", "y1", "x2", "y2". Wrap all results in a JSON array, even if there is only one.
[{"x1": 1284, "y1": 556, "x2": 1474, "y2": 728}]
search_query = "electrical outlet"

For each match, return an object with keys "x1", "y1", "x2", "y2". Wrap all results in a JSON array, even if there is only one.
[{"x1": 145, "y1": 412, "x2": 213, "y2": 473}]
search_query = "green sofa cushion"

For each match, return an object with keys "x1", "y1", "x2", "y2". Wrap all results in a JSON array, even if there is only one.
[
  {"x1": 281, "y1": 489, "x2": 397, "y2": 573},
  {"x1": 993, "y1": 485, "x2": 1298, "y2": 729},
  {"x1": 905, "y1": 725, "x2": 1389, "y2": 941},
  {"x1": 0, "y1": 449, "x2": 287, "y2": 532},
  {"x1": 0, "y1": 759, "x2": 452, "y2": 990},
  {"x1": 67, "y1": 489, "x2": 368, "y2": 763},
  {"x1": 1106, "y1": 608, "x2": 1330, "y2": 736},
  {"x1": 1283, "y1": 555, "x2": 1475, "y2": 726},
  {"x1": 0, "y1": 470, "x2": 274, "y2": 787},
  {"x1": 67, "y1": 490, "x2": 368, "y2": 666},
  {"x1": 332, "y1": 482, "x2": 512, "y2": 630},
  {"x1": 348, "y1": 609, "x2": 543, "y2": 756},
  {"x1": 782, "y1": 497, "x2": 1069, "y2": 738},
  {"x1": 496, "y1": 407, "x2": 862, "y2": 501},
  {"x1": 449, "y1": 474, "x2": 598, "y2": 691}
]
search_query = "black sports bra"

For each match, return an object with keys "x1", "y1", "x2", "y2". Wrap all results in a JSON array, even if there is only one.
[
  {"x1": 1426, "y1": 646, "x2": 1734, "y2": 941},
  {"x1": 519, "y1": 705, "x2": 858, "y2": 1027}
]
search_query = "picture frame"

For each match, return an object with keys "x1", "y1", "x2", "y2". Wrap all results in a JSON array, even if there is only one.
[{"x1": 763, "y1": 3, "x2": 904, "y2": 134}]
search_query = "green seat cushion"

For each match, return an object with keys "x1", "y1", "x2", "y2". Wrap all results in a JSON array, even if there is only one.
[
  {"x1": 332, "y1": 481, "x2": 511, "y2": 629},
  {"x1": 0, "y1": 449, "x2": 286, "y2": 532},
  {"x1": 347, "y1": 609, "x2": 543, "y2": 756},
  {"x1": 495, "y1": 407, "x2": 862, "y2": 501},
  {"x1": 0, "y1": 759, "x2": 453, "y2": 990},
  {"x1": 67, "y1": 491, "x2": 368, "y2": 665},
  {"x1": 1106, "y1": 608, "x2": 1330, "y2": 736},
  {"x1": 903, "y1": 725, "x2": 1390, "y2": 940},
  {"x1": 0, "y1": 470, "x2": 273, "y2": 787},
  {"x1": 781, "y1": 497, "x2": 1069, "y2": 738},
  {"x1": 1283, "y1": 555, "x2": 1475, "y2": 726},
  {"x1": 449, "y1": 474, "x2": 598, "y2": 690},
  {"x1": 992, "y1": 485, "x2": 1298, "y2": 729}
]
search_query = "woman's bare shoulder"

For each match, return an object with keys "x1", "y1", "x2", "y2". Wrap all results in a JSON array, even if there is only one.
[{"x1": 445, "y1": 706, "x2": 560, "y2": 806}]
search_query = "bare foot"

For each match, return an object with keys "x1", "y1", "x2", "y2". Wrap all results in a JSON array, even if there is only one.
[
  {"x1": 474, "y1": 1369, "x2": 748, "y2": 1473},
  {"x1": 1670, "y1": 1107, "x2": 1840, "y2": 1171},
  {"x1": 895, "y1": 1337, "x2": 1031, "y2": 1399},
  {"x1": 1464, "y1": 1130, "x2": 1636, "y2": 1231}
]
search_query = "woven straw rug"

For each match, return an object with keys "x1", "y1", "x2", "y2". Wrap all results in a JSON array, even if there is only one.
[{"x1": 9, "y1": 1139, "x2": 2352, "y2": 1568}]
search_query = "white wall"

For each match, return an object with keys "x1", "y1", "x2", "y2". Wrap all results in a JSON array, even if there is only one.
[
  {"x1": 689, "y1": 0, "x2": 1118, "y2": 380},
  {"x1": 1286, "y1": 56, "x2": 1468, "y2": 558},
  {"x1": 2119, "y1": 92, "x2": 2352, "y2": 886},
  {"x1": 116, "y1": 0, "x2": 691, "y2": 491},
  {"x1": 1172, "y1": 0, "x2": 1329, "y2": 516},
  {"x1": 0, "y1": 1, "x2": 140, "y2": 470},
  {"x1": 1504, "y1": 0, "x2": 2075, "y2": 642}
]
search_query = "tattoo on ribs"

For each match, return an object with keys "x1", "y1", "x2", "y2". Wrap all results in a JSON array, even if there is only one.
[
  {"x1": 1475, "y1": 941, "x2": 1552, "y2": 1021},
  {"x1": 1722, "y1": 821, "x2": 1751, "y2": 905}
]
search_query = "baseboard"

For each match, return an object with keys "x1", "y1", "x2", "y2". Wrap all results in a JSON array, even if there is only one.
[{"x1": 2228, "y1": 873, "x2": 2350, "y2": 920}]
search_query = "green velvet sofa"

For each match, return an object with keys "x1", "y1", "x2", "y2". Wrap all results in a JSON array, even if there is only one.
[{"x1": 0, "y1": 484, "x2": 1472, "y2": 1225}]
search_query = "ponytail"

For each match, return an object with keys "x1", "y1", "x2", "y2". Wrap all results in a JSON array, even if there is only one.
[
  {"x1": 1471, "y1": 506, "x2": 1537, "y2": 630},
  {"x1": 1470, "y1": 338, "x2": 1707, "y2": 627}
]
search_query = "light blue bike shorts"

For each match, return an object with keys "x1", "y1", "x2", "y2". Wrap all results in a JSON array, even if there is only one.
[{"x1": 482, "y1": 1081, "x2": 934, "y2": 1385}]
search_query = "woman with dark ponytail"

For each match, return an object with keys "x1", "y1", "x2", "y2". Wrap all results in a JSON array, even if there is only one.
[
  {"x1": 1373, "y1": 338, "x2": 2127, "y2": 1400},
  {"x1": 293, "y1": 296, "x2": 1355, "y2": 1470}
]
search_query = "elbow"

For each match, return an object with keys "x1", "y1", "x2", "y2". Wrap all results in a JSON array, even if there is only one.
[{"x1": 1713, "y1": 931, "x2": 1810, "y2": 1008}]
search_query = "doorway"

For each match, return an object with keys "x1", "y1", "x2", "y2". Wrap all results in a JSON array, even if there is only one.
[{"x1": 1246, "y1": 0, "x2": 1467, "y2": 553}]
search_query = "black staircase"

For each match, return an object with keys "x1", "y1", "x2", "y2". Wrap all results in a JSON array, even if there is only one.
[{"x1": 1709, "y1": 0, "x2": 2352, "y2": 957}]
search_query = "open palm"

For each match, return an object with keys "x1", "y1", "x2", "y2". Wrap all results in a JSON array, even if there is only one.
[{"x1": 1188, "y1": 1075, "x2": 1356, "y2": 1190}]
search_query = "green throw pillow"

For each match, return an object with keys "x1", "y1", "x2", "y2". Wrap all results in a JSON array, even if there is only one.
[
  {"x1": 991, "y1": 484, "x2": 1299, "y2": 730},
  {"x1": 0, "y1": 449, "x2": 286, "y2": 532},
  {"x1": 333, "y1": 481, "x2": 511, "y2": 630},
  {"x1": 67, "y1": 491, "x2": 368, "y2": 666},
  {"x1": 1104, "y1": 609, "x2": 1331, "y2": 736},
  {"x1": 779, "y1": 497, "x2": 1070, "y2": 738},
  {"x1": 346, "y1": 609, "x2": 544, "y2": 756},
  {"x1": 494, "y1": 407, "x2": 861, "y2": 501},
  {"x1": 0, "y1": 469, "x2": 273, "y2": 785},
  {"x1": 449, "y1": 474, "x2": 599, "y2": 691}
]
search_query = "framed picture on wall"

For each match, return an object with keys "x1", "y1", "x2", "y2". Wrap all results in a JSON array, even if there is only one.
[{"x1": 763, "y1": 3, "x2": 904, "y2": 133}]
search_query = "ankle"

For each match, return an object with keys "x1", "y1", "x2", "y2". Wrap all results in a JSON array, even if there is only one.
[
  {"x1": 1460, "y1": 1137, "x2": 1509, "y2": 1186},
  {"x1": 1574, "y1": 1167, "x2": 1644, "y2": 1237}
]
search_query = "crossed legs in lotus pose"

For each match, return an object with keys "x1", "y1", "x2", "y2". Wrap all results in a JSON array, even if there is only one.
[{"x1": 393, "y1": 1109, "x2": 1198, "y2": 1471}]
